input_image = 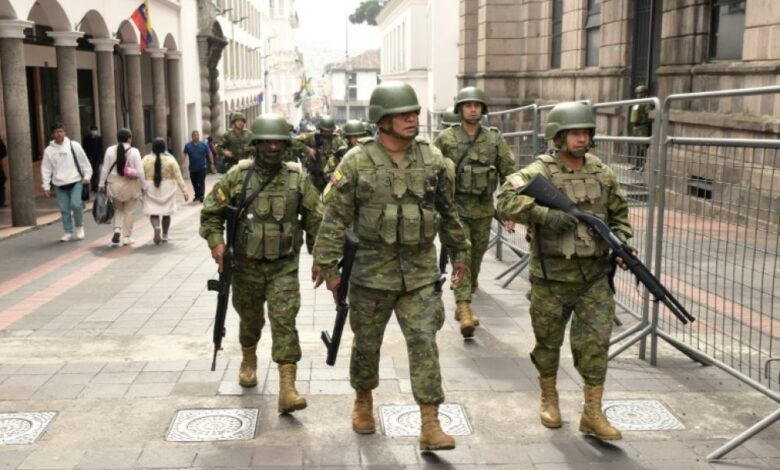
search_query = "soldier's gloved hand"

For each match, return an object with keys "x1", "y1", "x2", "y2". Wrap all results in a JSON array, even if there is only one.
[{"x1": 543, "y1": 209, "x2": 578, "y2": 233}]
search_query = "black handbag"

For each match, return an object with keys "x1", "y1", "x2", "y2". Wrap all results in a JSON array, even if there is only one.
[{"x1": 92, "y1": 191, "x2": 114, "y2": 224}]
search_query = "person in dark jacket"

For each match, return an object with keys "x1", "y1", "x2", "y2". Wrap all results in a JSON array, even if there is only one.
[{"x1": 83, "y1": 125, "x2": 104, "y2": 192}]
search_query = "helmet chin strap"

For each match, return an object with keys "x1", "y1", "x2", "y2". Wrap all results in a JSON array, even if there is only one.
[
  {"x1": 379, "y1": 122, "x2": 418, "y2": 141},
  {"x1": 555, "y1": 130, "x2": 594, "y2": 156}
]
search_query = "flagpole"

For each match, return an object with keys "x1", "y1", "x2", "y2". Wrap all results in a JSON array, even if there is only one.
[{"x1": 345, "y1": 14, "x2": 350, "y2": 122}]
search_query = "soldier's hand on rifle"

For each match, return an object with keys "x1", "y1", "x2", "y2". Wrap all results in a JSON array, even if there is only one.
[
  {"x1": 543, "y1": 209, "x2": 578, "y2": 233},
  {"x1": 451, "y1": 262, "x2": 467, "y2": 287},
  {"x1": 615, "y1": 245, "x2": 638, "y2": 271},
  {"x1": 312, "y1": 265, "x2": 324, "y2": 288},
  {"x1": 211, "y1": 243, "x2": 226, "y2": 273},
  {"x1": 223, "y1": 150, "x2": 233, "y2": 158},
  {"x1": 325, "y1": 276, "x2": 341, "y2": 304},
  {"x1": 504, "y1": 220, "x2": 516, "y2": 233},
  {"x1": 307, "y1": 148, "x2": 316, "y2": 160}
]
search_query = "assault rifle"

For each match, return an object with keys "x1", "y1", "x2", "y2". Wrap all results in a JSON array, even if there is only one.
[
  {"x1": 321, "y1": 229, "x2": 360, "y2": 366},
  {"x1": 306, "y1": 150, "x2": 328, "y2": 193},
  {"x1": 518, "y1": 173, "x2": 694, "y2": 325},
  {"x1": 206, "y1": 204, "x2": 239, "y2": 371}
]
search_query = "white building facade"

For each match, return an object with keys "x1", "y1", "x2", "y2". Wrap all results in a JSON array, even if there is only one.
[
  {"x1": 324, "y1": 49, "x2": 379, "y2": 123},
  {"x1": 376, "y1": 0, "x2": 458, "y2": 133},
  {"x1": 265, "y1": 0, "x2": 304, "y2": 125}
]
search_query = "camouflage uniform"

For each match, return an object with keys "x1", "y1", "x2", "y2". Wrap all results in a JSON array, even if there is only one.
[
  {"x1": 217, "y1": 129, "x2": 255, "y2": 172},
  {"x1": 495, "y1": 152, "x2": 633, "y2": 385},
  {"x1": 325, "y1": 146, "x2": 349, "y2": 181},
  {"x1": 313, "y1": 137, "x2": 470, "y2": 404},
  {"x1": 297, "y1": 132, "x2": 347, "y2": 172},
  {"x1": 199, "y1": 159, "x2": 322, "y2": 362},
  {"x1": 630, "y1": 102, "x2": 654, "y2": 171},
  {"x1": 433, "y1": 125, "x2": 516, "y2": 301}
]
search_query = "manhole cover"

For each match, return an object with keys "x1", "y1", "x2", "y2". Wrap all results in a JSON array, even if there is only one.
[
  {"x1": 603, "y1": 400, "x2": 684, "y2": 431},
  {"x1": 379, "y1": 404, "x2": 471, "y2": 437},
  {"x1": 166, "y1": 409, "x2": 258, "y2": 442},
  {"x1": 0, "y1": 412, "x2": 56, "y2": 445}
]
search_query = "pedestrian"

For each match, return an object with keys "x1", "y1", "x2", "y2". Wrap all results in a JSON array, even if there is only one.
[
  {"x1": 217, "y1": 112, "x2": 254, "y2": 172},
  {"x1": 312, "y1": 82, "x2": 470, "y2": 451},
  {"x1": 433, "y1": 86, "x2": 517, "y2": 337},
  {"x1": 82, "y1": 125, "x2": 104, "y2": 192},
  {"x1": 41, "y1": 123, "x2": 92, "y2": 242},
  {"x1": 182, "y1": 130, "x2": 214, "y2": 202},
  {"x1": 324, "y1": 119, "x2": 367, "y2": 181},
  {"x1": 0, "y1": 135, "x2": 7, "y2": 208},
  {"x1": 496, "y1": 101, "x2": 634, "y2": 440},
  {"x1": 99, "y1": 128, "x2": 145, "y2": 247},
  {"x1": 143, "y1": 138, "x2": 189, "y2": 244},
  {"x1": 200, "y1": 114, "x2": 322, "y2": 414},
  {"x1": 630, "y1": 85, "x2": 654, "y2": 171}
]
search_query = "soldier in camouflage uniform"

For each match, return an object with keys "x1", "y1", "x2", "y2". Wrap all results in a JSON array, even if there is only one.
[
  {"x1": 440, "y1": 106, "x2": 460, "y2": 129},
  {"x1": 217, "y1": 112, "x2": 255, "y2": 172},
  {"x1": 433, "y1": 87, "x2": 517, "y2": 338},
  {"x1": 312, "y1": 82, "x2": 470, "y2": 451},
  {"x1": 324, "y1": 120, "x2": 368, "y2": 181},
  {"x1": 496, "y1": 102, "x2": 634, "y2": 440},
  {"x1": 200, "y1": 114, "x2": 322, "y2": 414},
  {"x1": 630, "y1": 85, "x2": 654, "y2": 171}
]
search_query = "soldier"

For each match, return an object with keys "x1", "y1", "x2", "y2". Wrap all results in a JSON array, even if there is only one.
[
  {"x1": 312, "y1": 82, "x2": 470, "y2": 451},
  {"x1": 217, "y1": 112, "x2": 254, "y2": 172},
  {"x1": 324, "y1": 119, "x2": 368, "y2": 181},
  {"x1": 495, "y1": 102, "x2": 633, "y2": 440},
  {"x1": 432, "y1": 87, "x2": 517, "y2": 338},
  {"x1": 440, "y1": 106, "x2": 460, "y2": 129},
  {"x1": 294, "y1": 115, "x2": 346, "y2": 192},
  {"x1": 630, "y1": 85, "x2": 654, "y2": 171},
  {"x1": 200, "y1": 114, "x2": 322, "y2": 414}
]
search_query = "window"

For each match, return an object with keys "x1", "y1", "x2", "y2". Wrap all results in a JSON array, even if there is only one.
[
  {"x1": 585, "y1": 0, "x2": 601, "y2": 67},
  {"x1": 709, "y1": 0, "x2": 745, "y2": 60},
  {"x1": 688, "y1": 175, "x2": 713, "y2": 199},
  {"x1": 551, "y1": 0, "x2": 562, "y2": 69}
]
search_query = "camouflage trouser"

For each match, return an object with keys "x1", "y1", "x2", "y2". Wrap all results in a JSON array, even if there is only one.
[
  {"x1": 454, "y1": 216, "x2": 493, "y2": 302},
  {"x1": 349, "y1": 283, "x2": 446, "y2": 405},
  {"x1": 231, "y1": 260, "x2": 302, "y2": 364},
  {"x1": 528, "y1": 276, "x2": 615, "y2": 386}
]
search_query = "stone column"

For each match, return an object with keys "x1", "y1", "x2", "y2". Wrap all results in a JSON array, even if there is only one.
[
  {"x1": 121, "y1": 44, "x2": 145, "y2": 146},
  {"x1": 166, "y1": 50, "x2": 184, "y2": 158},
  {"x1": 146, "y1": 47, "x2": 167, "y2": 142},
  {"x1": 197, "y1": 36, "x2": 212, "y2": 136},
  {"x1": 90, "y1": 38, "x2": 119, "y2": 144},
  {"x1": 48, "y1": 31, "x2": 84, "y2": 141},
  {"x1": 0, "y1": 20, "x2": 35, "y2": 226}
]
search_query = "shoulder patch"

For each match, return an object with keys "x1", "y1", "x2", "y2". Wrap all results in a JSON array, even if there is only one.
[{"x1": 329, "y1": 169, "x2": 348, "y2": 189}]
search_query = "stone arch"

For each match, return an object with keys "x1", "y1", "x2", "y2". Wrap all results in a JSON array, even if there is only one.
[
  {"x1": 149, "y1": 29, "x2": 161, "y2": 48},
  {"x1": 26, "y1": 0, "x2": 71, "y2": 30},
  {"x1": 163, "y1": 33, "x2": 177, "y2": 51},
  {"x1": 116, "y1": 19, "x2": 138, "y2": 44},
  {"x1": 78, "y1": 10, "x2": 110, "y2": 38},
  {"x1": 0, "y1": 0, "x2": 18, "y2": 19}
]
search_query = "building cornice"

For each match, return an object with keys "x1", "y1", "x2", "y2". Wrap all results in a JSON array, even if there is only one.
[
  {"x1": 90, "y1": 37, "x2": 120, "y2": 52},
  {"x1": 47, "y1": 31, "x2": 85, "y2": 47},
  {"x1": 0, "y1": 19, "x2": 32, "y2": 39}
]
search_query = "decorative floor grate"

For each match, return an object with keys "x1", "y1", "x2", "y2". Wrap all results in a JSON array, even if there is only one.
[
  {"x1": 166, "y1": 409, "x2": 258, "y2": 442},
  {"x1": 0, "y1": 412, "x2": 57, "y2": 445},
  {"x1": 603, "y1": 400, "x2": 684, "y2": 431},
  {"x1": 379, "y1": 404, "x2": 472, "y2": 437}
]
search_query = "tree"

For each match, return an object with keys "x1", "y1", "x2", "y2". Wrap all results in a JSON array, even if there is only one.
[{"x1": 349, "y1": 0, "x2": 382, "y2": 26}]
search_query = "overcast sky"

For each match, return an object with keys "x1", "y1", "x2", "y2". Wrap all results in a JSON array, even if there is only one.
[{"x1": 293, "y1": 0, "x2": 381, "y2": 82}]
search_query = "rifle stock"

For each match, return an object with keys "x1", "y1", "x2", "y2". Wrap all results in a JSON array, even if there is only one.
[
  {"x1": 321, "y1": 229, "x2": 360, "y2": 366},
  {"x1": 518, "y1": 173, "x2": 694, "y2": 325},
  {"x1": 207, "y1": 204, "x2": 239, "y2": 371}
]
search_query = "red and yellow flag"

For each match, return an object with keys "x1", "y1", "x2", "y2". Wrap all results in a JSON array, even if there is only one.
[{"x1": 131, "y1": 1, "x2": 154, "y2": 51}]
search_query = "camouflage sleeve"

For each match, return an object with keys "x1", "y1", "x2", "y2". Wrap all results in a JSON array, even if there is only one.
[
  {"x1": 199, "y1": 169, "x2": 241, "y2": 248},
  {"x1": 313, "y1": 156, "x2": 357, "y2": 281},
  {"x1": 495, "y1": 161, "x2": 550, "y2": 226},
  {"x1": 298, "y1": 174, "x2": 323, "y2": 254},
  {"x1": 495, "y1": 133, "x2": 518, "y2": 183},
  {"x1": 431, "y1": 132, "x2": 449, "y2": 157},
  {"x1": 432, "y1": 148, "x2": 470, "y2": 263},
  {"x1": 216, "y1": 133, "x2": 229, "y2": 157},
  {"x1": 604, "y1": 165, "x2": 634, "y2": 243}
]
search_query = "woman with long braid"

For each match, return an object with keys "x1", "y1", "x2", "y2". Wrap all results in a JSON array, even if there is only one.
[
  {"x1": 99, "y1": 128, "x2": 145, "y2": 247},
  {"x1": 142, "y1": 138, "x2": 189, "y2": 244}
]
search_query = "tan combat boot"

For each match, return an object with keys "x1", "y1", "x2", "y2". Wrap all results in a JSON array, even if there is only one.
[
  {"x1": 238, "y1": 346, "x2": 258, "y2": 387},
  {"x1": 351, "y1": 390, "x2": 375, "y2": 434},
  {"x1": 539, "y1": 376, "x2": 561, "y2": 428},
  {"x1": 579, "y1": 385, "x2": 622, "y2": 440},
  {"x1": 278, "y1": 364, "x2": 307, "y2": 413},
  {"x1": 419, "y1": 404, "x2": 455, "y2": 451},
  {"x1": 455, "y1": 302, "x2": 475, "y2": 338}
]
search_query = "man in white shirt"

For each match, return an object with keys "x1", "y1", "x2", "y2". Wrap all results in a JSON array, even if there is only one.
[{"x1": 41, "y1": 123, "x2": 92, "y2": 241}]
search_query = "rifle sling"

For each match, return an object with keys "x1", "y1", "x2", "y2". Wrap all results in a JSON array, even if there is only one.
[
  {"x1": 227, "y1": 166, "x2": 277, "y2": 247},
  {"x1": 455, "y1": 126, "x2": 482, "y2": 176}
]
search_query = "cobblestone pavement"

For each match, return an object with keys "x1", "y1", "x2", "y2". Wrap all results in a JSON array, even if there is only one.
[{"x1": 0, "y1": 175, "x2": 778, "y2": 469}]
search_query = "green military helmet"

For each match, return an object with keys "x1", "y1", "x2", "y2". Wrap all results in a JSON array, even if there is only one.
[
  {"x1": 250, "y1": 114, "x2": 292, "y2": 142},
  {"x1": 318, "y1": 115, "x2": 336, "y2": 132},
  {"x1": 544, "y1": 102, "x2": 596, "y2": 141},
  {"x1": 342, "y1": 119, "x2": 367, "y2": 136},
  {"x1": 454, "y1": 86, "x2": 488, "y2": 114},
  {"x1": 230, "y1": 112, "x2": 247, "y2": 125},
  {"x1": 368, "y1": 81, "x2": 421, "y2": 123},
  {"x1": 634, "y1": 85, "x2": 649, "y2": 95},
  {"x1": 441, "y1": 106, "x2": 460, "y2": 126}
]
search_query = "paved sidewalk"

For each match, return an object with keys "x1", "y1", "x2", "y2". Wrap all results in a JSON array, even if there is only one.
[{"x1": 0, "y1": 176, "x2": 778, "y2": 469}]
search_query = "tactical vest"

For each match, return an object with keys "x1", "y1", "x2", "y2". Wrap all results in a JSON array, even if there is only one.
[
  {"x1": 237, "y1": 162, "x2": 303, "y2": 261},
  {"x1": 455, "y1": 126, "x2": 501, "y2": 196},
  {"x1": 536, "y1": 154, "x2": 609, "y2": 259},
  {"x1": 354, "y1": 138, "x2": 440, "y2": 247}
]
